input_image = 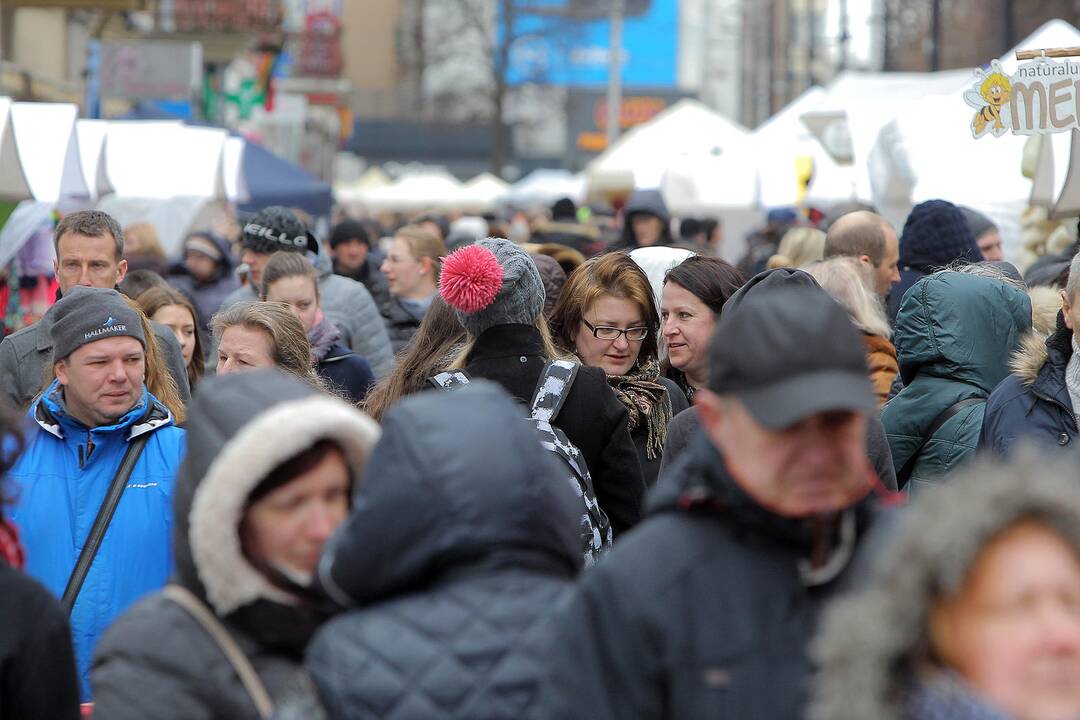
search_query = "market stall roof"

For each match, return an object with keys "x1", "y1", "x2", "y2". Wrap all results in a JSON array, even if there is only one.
[
  {"x1": 0, "y1": 98, "x2": 32, "y2": 200},
  {"x1": 503, "y1": 169, "x2": 585, "y2": 209},
  {"x1": 457, "y1": 172, "x2": 510, "y2": 212},
  {"x1": 236, "y1": 138, "x2": 332, "y2": 218},
  {"x1": 9, "y1": 102, "x2": 90, "y2": 203},
  {"x1": 588, "y1": 99, "x2": 749, "y2": 188},
  {"x1": 360, "y1": 170, "x2": 465, "y2": 212},
  {"x1": 104, "y1": 121, "x2": 227, "y2": 199},
  {"x1": 76, "y1": 119, "x2": 113, "y2": 199}
]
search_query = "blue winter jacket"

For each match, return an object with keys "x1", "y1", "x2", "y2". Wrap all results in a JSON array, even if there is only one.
[{"x1": 8, "y1": 381, "x2": 185, "y2": 700}]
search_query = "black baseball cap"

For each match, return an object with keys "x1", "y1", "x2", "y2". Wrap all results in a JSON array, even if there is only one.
[
  {"x1": 707, "y1": 286, "x2": 875, "y2": 430},
  {"x1": 241, "y1": 206, "x2": 319, "y2": 255}
]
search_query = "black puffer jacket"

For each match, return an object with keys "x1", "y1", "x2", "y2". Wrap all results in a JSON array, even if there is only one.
[
  {"x1": 459, "y1": 323, "x2": 646, "y2": 535},
  {"x1": 309, "y1": 382, "x2": 583, "y2": 720},
  {"x1": 533, "y1": 433, "x2": 882, "y2": 720},
  {"x1": 91, "y1": 370, "x2": 380, "y2": 720}
]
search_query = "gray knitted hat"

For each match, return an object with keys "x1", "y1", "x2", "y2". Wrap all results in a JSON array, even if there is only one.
[
  {"x1": 439, "y1": 238, "x2": 545, "y2": 337},
  {"x1": 51, "y1": 286, "x2": 146, "y2": 361}
]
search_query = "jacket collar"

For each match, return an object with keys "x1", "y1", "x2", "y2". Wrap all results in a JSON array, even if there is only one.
[
  {"x1": 1011, "y1": 313, "x2": 1073, "y2": 408},
  {"x1": 651, "y1": 433, "x2": 873, "y2": 585},
  {"x1": 468, "y1": 324, "x2": 545, "y2": 363},
  {"x1": 33, "y1": 380, "x2": 172, "y2": 441}
]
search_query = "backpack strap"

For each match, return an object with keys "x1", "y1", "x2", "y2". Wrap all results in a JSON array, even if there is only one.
[
  {"x1": 163, "y1": 585, "x2": 273, "y2": 719},
  {"x1": 530, "y1": 360, "x2": 579, "y2": 423},
  {"x1": 427, "y1": 370, "x2": 472, "y2": 390},
  {"x1": 896, "y1": 396, "x2": 985, "y2": 489},
  {"x1": 61, "y1": 432, "x2": 150, "y2": 614}
]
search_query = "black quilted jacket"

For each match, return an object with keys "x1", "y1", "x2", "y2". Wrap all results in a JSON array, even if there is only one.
[{"x1": 309, "y1": 382, "x2": 584, "y2": 719}]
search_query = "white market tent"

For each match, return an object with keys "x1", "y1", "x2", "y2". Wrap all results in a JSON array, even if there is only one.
[
  {"x1": 0, "y1": 98, "x2": 32, "y2": 200},
  {"x1": 588, "y1": 99, "x2": 750, "y2": 189},
  {"x1": 8, "y1": 102, "x2": 90, "y2": 203},
  {"x1": 456, "y1": 172, "x2": 510, "y2": 212},
  {"x1": 866, "y1": 19, "x2": 1080, "y2": 260},
  {"x1": 76, "y1": 119, "x2": 113, "y2": 199},
  {"x1": 361, "y1": 170, "x2": 465, "y2": 212},
  {"x1": 103, "y1": 121, "x2": 229, "y2": 200},
  {"x1": 334, "y1": 166, "x2": 392, "y2": 206},
  {"x1": 503, "y1": 169, "x2": 585, "y2": 209}
]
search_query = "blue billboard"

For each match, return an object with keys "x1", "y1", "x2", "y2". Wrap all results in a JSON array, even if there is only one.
[{"x1": 505, "y1": 0, "x2": 679, "y2": 87}]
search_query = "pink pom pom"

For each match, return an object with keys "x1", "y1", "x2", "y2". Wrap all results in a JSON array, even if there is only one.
[{"x1": 439, "y1": 244, "x2": 504, "y2": 313}]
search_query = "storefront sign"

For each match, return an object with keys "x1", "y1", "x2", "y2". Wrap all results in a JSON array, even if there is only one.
[{"x1": 967, "y1": 57, "x2": 1080, "y2": 138}]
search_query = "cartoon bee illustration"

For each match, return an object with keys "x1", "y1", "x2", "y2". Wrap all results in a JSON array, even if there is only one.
[{"x1": 965, "y1": 61, "x2": 1012, "y2": 138}]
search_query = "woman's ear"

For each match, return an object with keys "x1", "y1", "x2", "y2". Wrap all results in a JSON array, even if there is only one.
[{"x1": 419, "y1": 256, "x2": 434, "y2": 276}]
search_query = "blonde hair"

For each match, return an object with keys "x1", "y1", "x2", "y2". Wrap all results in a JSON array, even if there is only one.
[
  {"x1": 767, "y1": 227, "x2": 826, "y2": 269},
  {"x1": 806, "y1": 256, "x2": 891, "y2": 339},
  {"x1": 395, "y1": 225, "x2": 448, "y2": 276},
  {"x1": 122, "y1": 222, "x2": 165, "y2": 260}
]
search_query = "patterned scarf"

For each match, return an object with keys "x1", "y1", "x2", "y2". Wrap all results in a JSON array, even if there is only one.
[
  {"x1": 606, "y1": 359, "x2": 673, "y2": 460},
  {"x1": 904, "y1": 671, "x2": 1011, "y2": 720},
  {"x1": 307, "y1": 310, "x2": 341, "y2": 364}
]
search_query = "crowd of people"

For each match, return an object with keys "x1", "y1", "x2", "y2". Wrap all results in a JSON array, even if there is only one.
[{"x1": 0, "y1": 187, "x2": 1078, "y2": 720}]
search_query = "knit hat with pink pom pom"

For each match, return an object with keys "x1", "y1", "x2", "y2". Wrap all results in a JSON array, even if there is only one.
[{"x1": 439, "y1": 237, "x2": 546, "y2": 337}]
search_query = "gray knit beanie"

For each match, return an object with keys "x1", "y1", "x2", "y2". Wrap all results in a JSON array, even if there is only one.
[
  {"x1": 439, "y1": 238, "x2": 546, "y2": 337},
  {"x1": 51, "y1": 286, "x2": 146, "y2": 361}
]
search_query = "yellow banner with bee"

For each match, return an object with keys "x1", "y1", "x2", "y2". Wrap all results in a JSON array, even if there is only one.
[{"x1": 966, "y1": 58, "x2": 1080, "y2": 138}]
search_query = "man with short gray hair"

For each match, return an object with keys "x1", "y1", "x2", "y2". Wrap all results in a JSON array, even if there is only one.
[
  {"x1": 824, "y1": 210, "x2": 900, "y2": 296},
  {"x1": 0, "y1": 210, "x2": 190, "y2": 410},
  {"x1": 981, "y1": 251, "x2": 1080, "y2": 454}
]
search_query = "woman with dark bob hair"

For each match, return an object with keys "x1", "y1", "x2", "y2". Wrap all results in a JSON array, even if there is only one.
[
  {"x1": 660, "y1": 255, "x2": 746, "y2": 400},
  {"x1": 550, "y1": 253, "x2": 689, "y2": 487}
]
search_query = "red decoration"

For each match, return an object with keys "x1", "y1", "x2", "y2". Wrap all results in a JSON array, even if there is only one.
[{"x1": 440, "y1": 245, "x2": 504, "y2": 313}]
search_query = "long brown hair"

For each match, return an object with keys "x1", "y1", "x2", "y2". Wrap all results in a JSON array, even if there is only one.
[
  {"x1": 41, "y1": 297, "x2": 187, "y2": 423},
  {"x1": 549, "y1": 252, "x2": 660, "y2": 365},
  {"x1": 362, "y1": 296, "x2": 466, "y2": 422},
  {"x1": 136, "y1": 286, "x2": 205, "y2": 389}
]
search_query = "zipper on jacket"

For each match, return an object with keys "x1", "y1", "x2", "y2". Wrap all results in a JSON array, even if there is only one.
[
  {"x1": 78, "y1": 432, "x2": 95, "y2": 469},
  {"x1": 1031, "y1": 388, "x2": 1080, "y2": 433}
]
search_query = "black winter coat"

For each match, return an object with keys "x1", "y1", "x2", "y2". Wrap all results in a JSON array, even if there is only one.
[
  {"x1": 633, "y1": 377, "x2": 688, "y2": 488},
  {"x1": 0, "y1": 561, "x2": 79, "y2": 720},
  {"x1": 91, "y1": 371, "x2": 381, "y2": 720},
  {"x1": 460, "y1": 324, "x2": 647, "y2": 535},
  {"x1": 533, "y1": 433, "x2": 881, "y2": 720},
  {"x1": 381, "y1": 295, "x2": 427, "y2": 355},
  {"x1": 333, "y1": 254, "x2": 390, "y2": 311},
  {"x1": 317, "y1": 343, "x2": 375, "y2": 404},
  {"x1": 309, "y1": 382, "x2": 583, "y2": 720},
  {"x1": 980, "y1": 313, "x2": 1080, "y2": 454}
]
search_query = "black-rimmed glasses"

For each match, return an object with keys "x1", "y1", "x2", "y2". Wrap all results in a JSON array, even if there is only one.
[{"x1": 582, "y1": 318, "x2": 649, "y2": 342}]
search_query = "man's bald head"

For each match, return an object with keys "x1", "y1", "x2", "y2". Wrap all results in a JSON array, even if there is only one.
[
  {"x1": 824, "y1": 211, "x2": 900, "y2": 296},
  {"x1": 825, "y1": 211, "x2": 887, "y2": 265}
]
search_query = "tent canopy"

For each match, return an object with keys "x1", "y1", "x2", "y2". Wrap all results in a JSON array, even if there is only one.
[
  {"x1": 588, "y1": 99, "x2": 749, "y2": 188},
  {"x1": 237, "y1": 139, "x2": 332, "y2": 218}
]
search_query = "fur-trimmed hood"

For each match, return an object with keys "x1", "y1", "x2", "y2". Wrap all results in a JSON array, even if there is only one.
[
  {"x1": 1009, "y1": 310, "x2": 1072, "y2": 388},
  {"x1": 173, "y1": 369, "x2": 380, "y2": 623},
  {"x1": 809, "y1": 447, "x2": 1080, "y2": 720}
]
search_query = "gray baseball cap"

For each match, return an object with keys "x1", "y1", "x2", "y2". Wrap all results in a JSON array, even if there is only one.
[{"x1": 708, "y1": 286, "x2": 875, "y2": 430}]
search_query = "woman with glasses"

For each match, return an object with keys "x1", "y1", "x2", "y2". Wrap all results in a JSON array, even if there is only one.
[
  {"x1": 550, "y1": 253, "x2": 689, "y2": 487},
  {"x1": 437, "y1": 239, "x2": 647, "y2": 538}
]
